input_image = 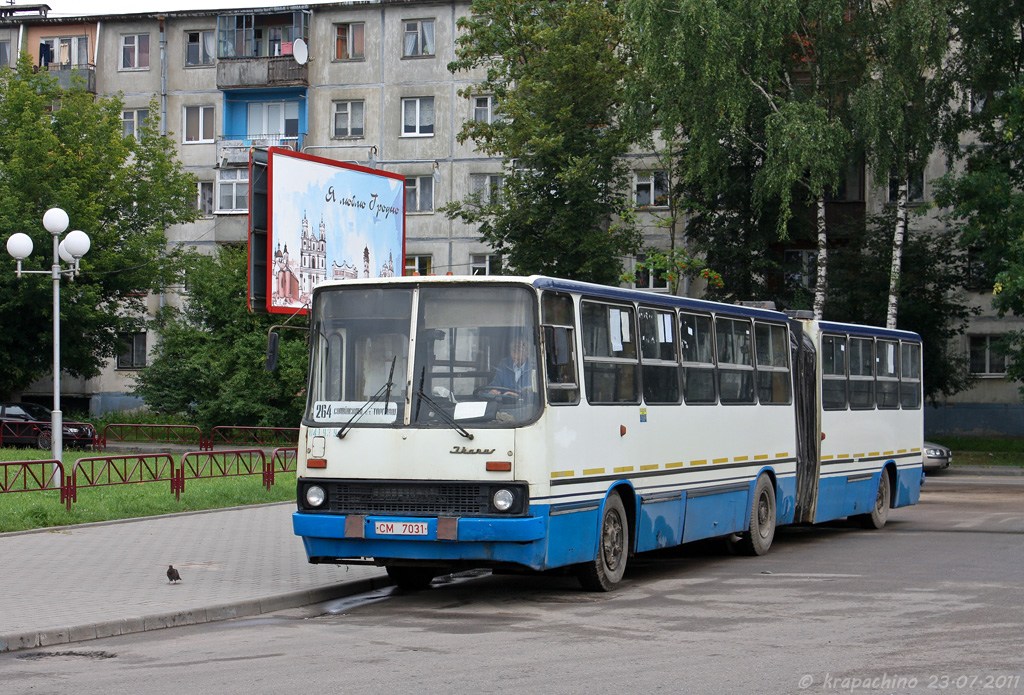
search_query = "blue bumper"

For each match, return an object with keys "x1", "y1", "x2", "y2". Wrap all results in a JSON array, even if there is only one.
[{"x1": 293, "y1": 510, "x2": 552, "y2": 570}]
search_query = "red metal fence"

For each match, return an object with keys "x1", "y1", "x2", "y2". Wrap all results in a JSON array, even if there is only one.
[
  {"x1": 210, "y1": 426, "x2": 299, "y2": 448},
  {"x1": 0, "y1": 448, "x2": 299, "y2": 511},
  {"x1": 1, "y1": 459, "x2": 72, "y2": 510},
  {"x1": 100, "y1": 423, "x2": 210, "y2": 450}
]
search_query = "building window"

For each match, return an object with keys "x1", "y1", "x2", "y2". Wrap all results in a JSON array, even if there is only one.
[
  {"x1": 888, "y1": 169, "x2": 925, "y2": 203},
  {"x1": 335, "y1": 22, "x2": 364, "y2": 60},
  {"x1": 117, "y1": 332, "x2": 147, "y2": 369},
  {"x1": 121, "y1": 33, "x2": 150, "y2": 70},
  {"x1": 404, "y1": 255, "x2": 432, "y2": 276},
  {"x1": 218, "y1": 168, "x2": 248, "y2": 212},
  {"x1": 633, "y1": 255, "x2": 668, "y2": 290},
  {"x1": 405, "y1": 176, "x2": 434, "y2": 213},
  {"x1": 402, "y1": 19, "x2": 435, "y2": 57},
  {"x1": 197, "y1": 181, "x2": 214, "y2": 215},
  {"x1": 471, "y1": 253, "x2": 501, "y2": 276},
  {"x1": 470, "y1": 174, "x2": 503, "y2": 204},
  {"x1": 332, "y1": 100, "x2": 364, "y2": 138},
  {"x1": 41, "y1": 36, "x2": 89, "y2": 68},
  {"x1": 473, "y1": 95, "x2": 495, "y2": 124},
  {"x1": 635, "y1": 171, "x2": 669, "y2": 208},
  {"x1": 122, "y1": 108, "x2": 149, "y2": 139},
  {"x1": 784, "y1": 249, "x2": 818, "y2": 290},
  {"x1": 0, "y1": 40, "x2": 10, "y2": 67},
  {"x1": 185, "y1": 30, "x2": 215, "y2": 66},
  {"x1": 969, "y1": 335, "x2": 1007, "y2": 375},
  {"x1": 184, "y1": 105, "x2": 215, "y2": 143},
  {"x1": 247, "y1": 101, "x2": 299, "y2": 143},
  {"x1": 402, "y1": 97, "x2": 434, "y2": 136}
]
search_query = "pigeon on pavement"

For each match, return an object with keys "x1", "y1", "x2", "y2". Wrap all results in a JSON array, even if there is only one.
[{"x1": 167, "y1": 564, "x2": 182, "y2": 583}]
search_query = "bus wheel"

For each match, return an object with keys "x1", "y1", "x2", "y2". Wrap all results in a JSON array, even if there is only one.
[
  {"x1": 854, "y1": 471, "x2": 891, "y2": 530},
  {"x1": 385, "y1": 565, "x2": 438, "y2": 591},
  {"x1": 577, "y1": 492, "x2": 628, "y2": 592},
  {"x1": 734, "y1": 474, "x2": 776, "y2": 556}
]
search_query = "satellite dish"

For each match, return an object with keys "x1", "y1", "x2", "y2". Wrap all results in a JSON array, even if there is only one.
[{"x1": 293, "y1": 38, "x2": 308, "y2": 66}]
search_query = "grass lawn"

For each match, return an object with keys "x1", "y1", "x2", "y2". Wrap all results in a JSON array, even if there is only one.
[{"x1": 0, "y1": 447, "x2": 295, "y2": 533}]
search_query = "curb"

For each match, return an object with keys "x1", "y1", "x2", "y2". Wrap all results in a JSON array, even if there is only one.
[
  {"x1": 0, "y1": 574, "x2": 393, "y2": 654},
  {"x1": 939, "y1": 466, "x2": 1024, "y2": 477}
]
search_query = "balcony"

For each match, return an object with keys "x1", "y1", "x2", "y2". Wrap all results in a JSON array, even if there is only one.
[
  {"x1": 46, "y1": 63, "x2": 96, "y2": 93},
  {"x1": 217, "y1": 133, "x2": 303, "y2": 167},
  {"x1": 216, "y1": 56, "x2": 307, "y2": 89}
]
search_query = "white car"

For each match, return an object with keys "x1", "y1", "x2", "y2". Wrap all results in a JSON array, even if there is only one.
[{"x1": 923, "y1": 441, "x2": 952, "y2": 472}]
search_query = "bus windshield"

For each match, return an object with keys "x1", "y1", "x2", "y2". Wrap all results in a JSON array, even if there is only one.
[{"x1": 307, "y1": 284, "x2": 541, "y2": 428}]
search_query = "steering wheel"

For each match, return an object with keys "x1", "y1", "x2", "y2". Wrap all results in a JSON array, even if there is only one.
[{"x1": 473, "y1": 385, "x2": 520, "y2": 401}]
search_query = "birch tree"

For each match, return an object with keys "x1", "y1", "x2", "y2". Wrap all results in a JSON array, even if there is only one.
[
  {"x1": 624, "y1": 0, "x2": 853, "y2": 314},
  {"x1": 850, "y1": 0, "x2": 953, "y2": 328}
]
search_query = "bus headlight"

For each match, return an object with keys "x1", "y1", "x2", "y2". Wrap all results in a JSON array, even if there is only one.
[
  {"x1": 305, "y1": 485, "x2": 326, "y2": 508},
  {"x1": 492, "y1": 488, "x2": 515, "y2": 512}
]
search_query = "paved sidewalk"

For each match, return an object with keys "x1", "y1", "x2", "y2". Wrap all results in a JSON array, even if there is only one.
[{"x1": 0, "y1": 502, "x2": 390, "y2": 653}]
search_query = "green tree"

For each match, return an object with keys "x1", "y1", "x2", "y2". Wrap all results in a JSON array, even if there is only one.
[
  {"x1": 826, "y1": 213, "x2": 974, "y2": 402},
  {"x1": 0, "y1": 59, "x2": 196, "y2": 397},
  {"x1": 132, "y1": 245, "x2": 308, "y2": 429},
  {"x1": 444, "y1": 0, "x2": 640, "y2": 284},
  {"x1": 849, "y1": 0, "x2": 953, "y2": 328},
  {"x1": 624, "y1": 0, "x2": 854, "y2": 313},
  {"x1": 933, "y1": 0, "x2": 1024, "y2": 385}
]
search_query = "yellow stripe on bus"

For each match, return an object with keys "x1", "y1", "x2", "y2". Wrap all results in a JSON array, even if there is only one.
[
  {"x1": 775, "y1": 452, "x2": 789, "y2": 459},
  {"x1": 689, "y1": 459, "x2": 708, "y2": 467},
  {"x1": 712, "y1": 457, "x2": 729, "y2": 464},
  {"x1": 583, "y1": 468, "x2": 605, "y2": 476},
  {"x1": 754, "y1": 454, "x2": 769, "y2": 461},
  {"x1": 640, "y1": 464, "x2": 659, "y2": 471},
  {"x1": 551, "y1": 470, "x2": 574, "y2": 479},
  {"x1": 614, "y1": 466, "x2": 634, "y2": 474},
  {"x1": 733, "y1": 455, "x2": 749, "y2": 462},
  {"x1": 665, "y1": 461, "x2": 684, "y2": 469}
]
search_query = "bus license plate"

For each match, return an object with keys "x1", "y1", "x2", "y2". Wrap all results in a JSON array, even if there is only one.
[{"x1": 374, "y1": 521, "x2": 428, "y2": 536}]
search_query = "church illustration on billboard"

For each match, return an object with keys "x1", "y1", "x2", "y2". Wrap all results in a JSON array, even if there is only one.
[{"x1": 272, "y1": 211, "x2": 396, "y2": 308}]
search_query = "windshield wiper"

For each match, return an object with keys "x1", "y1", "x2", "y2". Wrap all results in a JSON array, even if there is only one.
[
  {"x1": 415, "y1": 387, "x2": 474, "y2": 440},
  {"x1": 337, "y1": 356, "x2": 397, "y2": 439},
  {"x1": 413, "y1": 367, "x2": 473, "y2": 440}
]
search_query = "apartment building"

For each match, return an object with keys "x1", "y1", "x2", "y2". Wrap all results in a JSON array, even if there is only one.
[{"x1": 0, "y1": 1, "x2": 1019, "y2": 433}]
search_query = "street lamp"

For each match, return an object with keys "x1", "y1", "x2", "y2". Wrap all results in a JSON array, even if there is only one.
[{"x1": 5, "y1": 207, "x2": 91, "y2": 464}]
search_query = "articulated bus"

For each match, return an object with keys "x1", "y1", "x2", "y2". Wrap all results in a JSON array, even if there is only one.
[{"x1": 291, "y1": 275, "x2": 924, "y2": 590}]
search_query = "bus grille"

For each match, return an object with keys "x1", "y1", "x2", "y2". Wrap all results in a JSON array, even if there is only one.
[{"x1": 327, "y1": 482, "x2": 490, "y2": 516}]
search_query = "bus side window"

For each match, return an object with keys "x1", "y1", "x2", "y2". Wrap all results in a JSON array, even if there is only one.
[
  {"x1": 542, "y1": 292, "x2": 579, "y2": 405},
  {"x1": 754, "y1": 321, "x2": 791, "y2": 404},
  {"x1": 848, "y1": 337, "x2": 875, "y2": 409},
  {"x1": 680, "y1": 312, "x2": 716, "y2": 404},
  {"x1": 899, "y1": 341, "x2": 922, "y2": 409},
  {"x1": 581, "y1": 300, "x2": 639, "y2": 404},
  {"x1": 639, "y1": 307, "x2": 680, "y2": 404},
  {"x1": 821, "y1": 334, "x2": 847, "y2": 409},
  {"x1": 716, "y1": 316, "x2": 755, "y2": 404},
  {"x1": 876, "y1": 339, "x2": 900, "y2": 409}
]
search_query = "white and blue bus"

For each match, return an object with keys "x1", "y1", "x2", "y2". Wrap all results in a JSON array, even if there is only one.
[{"x1": 291, "y1": 275, "x2": 924, "y2": 590}]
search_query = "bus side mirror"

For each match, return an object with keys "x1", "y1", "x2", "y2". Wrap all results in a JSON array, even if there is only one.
[
  {"x1": 265, "y1": 331, "x2": 280, "y2": 372},
  {"x1": 544, "y1": 325, "x2": 572, "y2": 366}
]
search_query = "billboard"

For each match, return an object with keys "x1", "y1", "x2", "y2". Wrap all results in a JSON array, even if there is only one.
[{"x1": 248, "y1": 147, "x2": 406, "y2": 315}]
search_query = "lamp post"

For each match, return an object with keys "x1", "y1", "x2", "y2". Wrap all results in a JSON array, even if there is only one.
[{"x1": 5, "y1": 207, "x2": 91, "y2": 464}]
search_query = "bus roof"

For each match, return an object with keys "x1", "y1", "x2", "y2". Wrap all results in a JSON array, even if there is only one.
[{"x1": 312, "y1": 274, "x2": 791, "y2": 322}]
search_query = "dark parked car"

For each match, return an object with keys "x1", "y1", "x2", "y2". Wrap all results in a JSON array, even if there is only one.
[
  {"x1": 923, "y1": 441, "x2": 952, "y2": 472},
  {"x1": 0, "y1": 402, "x2": 96, "y2": 450}
]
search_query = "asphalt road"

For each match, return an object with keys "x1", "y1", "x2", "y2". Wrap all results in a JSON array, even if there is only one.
[{"x1": 3, "y1": 475, "x2": 1022, "y2": 695}]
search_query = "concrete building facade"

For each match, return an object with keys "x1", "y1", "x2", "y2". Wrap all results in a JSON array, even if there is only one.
[{"x1": 0, "y1": 1, "x2": 1020, "y2": 434}]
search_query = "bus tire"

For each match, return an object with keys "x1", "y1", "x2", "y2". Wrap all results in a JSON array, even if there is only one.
[
  {"x1": 734, "y1": 474, "x2": 776, "y2": 556},
  {"x1": 577, "y1": 491, "x2": 628, "y2": 592},
  {"x1": 385, "y1": 565, "x2": 438, "y2": 591},
  {"x1": 854, "y1": 471, "x2": 891, "y2": 530}
]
